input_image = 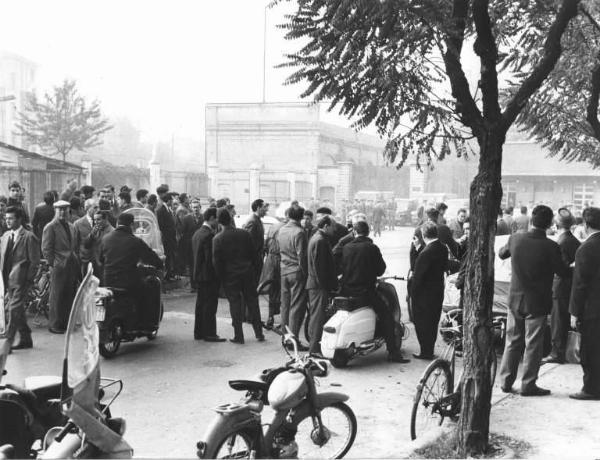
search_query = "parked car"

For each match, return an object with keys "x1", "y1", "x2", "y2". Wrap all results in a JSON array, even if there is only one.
[{"x1": 234, "y1": 214, "x2": 281, "y2": 239}]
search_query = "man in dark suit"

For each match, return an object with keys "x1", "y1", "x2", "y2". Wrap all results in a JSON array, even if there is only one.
[
  {"x1": 569, "y1": 207, "x2": 600, "y2": 400},
  {"x1": 213, "y1": 208, "x2": 264, "y2": 344},
  {"x1": 180, "y1": 200, "x2": 204, "y2": 291},
  {"x1": 191, "y1": 207, "x2": 224, "y2": 342},
  {"x1": 411, "y1": 221, "x2": 448, "y2": 360},
  {"x1": 0, "y1": 207, "x2": 40, "y2": 349},
  {"x1": 341, "y1": 221, "x2": 409, "y2": 363},
  {"x1": 306, "y1": 215, "x2": 338, "y2": 355},
  {"x1": 31, "y1": 191, "x2": 56, "y2": 243},
  {"x1": 243, "y1": 199, "x2": 268, "y2": 279},
  {"x1": 73, "y1": 198, "x2": 98, "y2": 277},
  {"x1": 498, "y1": 205, "x2": 569, "y2": 396},
  {"x1": 42, "y1": 200, "x2": 80, "y2": 334},
  {"x1": 156, "y1": 192, "x2": 177, "y2": 280},
  {"x1": 316, "y1": 207, "x2": 349, "y2": 247},
  {"x1": 542, "y1": 208, "x2": 580, "y2": 364},
  {"x1": 425, "y1": 208, "x2": 459, "y2": 259}
]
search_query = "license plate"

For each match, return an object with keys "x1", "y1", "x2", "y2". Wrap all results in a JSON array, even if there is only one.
[{"x1": 96, "y1": 305, "x2": 106, "y2": 322}]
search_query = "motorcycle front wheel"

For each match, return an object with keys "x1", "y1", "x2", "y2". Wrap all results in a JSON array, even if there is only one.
[{"x1": 294, "y1": 402, "x2": 357, "y2": 459}]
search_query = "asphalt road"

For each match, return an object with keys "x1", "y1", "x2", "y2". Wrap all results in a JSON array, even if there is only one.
[{"x1": 7, "y1": 227, "x2": 442, "y2": 458}]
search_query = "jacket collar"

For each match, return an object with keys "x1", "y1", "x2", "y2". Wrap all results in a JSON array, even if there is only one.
[
  {"x1": 528, "y1": 228, "x2": 547, "y2": 238},
  {"x1": 115, "y1": 225, "x2": 133, "y2": 235},
  {"x1": 354, "y1": 235, "x2": 373, "y2": 244}
]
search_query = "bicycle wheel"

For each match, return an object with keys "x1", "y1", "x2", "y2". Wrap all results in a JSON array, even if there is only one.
[
  {"x1": 206, "y1": 430, "x2": 254, "y2": 459},
  {"x1": 410, "y1": 359, "x2": 453, "y2": 441},
  {"x1": 295, "y1": 402, "x2": 357, "y2": 459}
]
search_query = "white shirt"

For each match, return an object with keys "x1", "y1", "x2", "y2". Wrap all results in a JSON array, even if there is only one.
[{"x1": 424, "y1": 238, "x2": 439, "y2": 246}]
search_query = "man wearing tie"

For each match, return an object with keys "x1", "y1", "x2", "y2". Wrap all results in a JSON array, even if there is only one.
[
  {"x1": 0, "y1": 206, "x2": 40, "y2": 349},
  {"x1": 42, "y1": 200, "x2": 80, "y2": 334}
]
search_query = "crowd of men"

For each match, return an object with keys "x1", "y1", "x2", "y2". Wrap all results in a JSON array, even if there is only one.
[{"x1": 409, "y1": 202, "x2": 600, "y2": 401}]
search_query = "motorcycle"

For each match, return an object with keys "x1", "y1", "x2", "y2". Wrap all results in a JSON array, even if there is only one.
[
  {"x1": 320, "y1": 276, "x2": 407, "y2": 368},
  {"x1": 0, "y1": 275, "x2": 66, "y2": 459},
  {"x1": 40, "y1": 264, "x2": 133, "y2": 459},
  {"x1": 96, "y1": 207, "x2": 165, "y2": 358},
  {"x1": 196, "y1": 328, "x2": 357, "y2": 459}
]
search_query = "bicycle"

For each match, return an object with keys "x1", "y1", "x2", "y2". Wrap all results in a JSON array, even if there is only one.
[
  {"x1": 410, "y1": 316, "x2": 497, "y2": 440},
  {"x1": 25, "y1": 259, "x2": 51, "y2": 326}
]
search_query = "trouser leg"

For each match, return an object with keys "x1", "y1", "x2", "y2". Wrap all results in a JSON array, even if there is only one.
[
  {"x1": 426, "y1": 306, "x2": 442, "y2": 356},
  {"x1": 280, "y1": 274, "x2": 291, "y2": 330},
  {"x1": 268, "y1": 280, "x2": 281, "y2": 318},
  {"x1": 580, "y1": 319, "x2": 600, "y2": 396},
  {"x1": 224, "y1": 281, "x2": 244, "y2": 340},
  {"x1": 241, "y1": 270, "x2": 264, "y2": 338},
  {"x1": 308, "y1": 289, "x2": 327, "y2": 354},
  {"x1": 288, "y1": 272, "x2": 307, "y2": 338},
  {"x1": 521, "y1": 315, "x2": 547, "y2": 390},
  {"x1": 499, "y1": 308, "x2": 526, "y2": 389},
  {"x1": 6, "y1": 289, "x2": 30, "y2": 344},
  {"x1": 550, "y1": 296, "x2": 569, "y2": 359},
  {"x1": 412, "y1": 303, "x2": 428, "y2": 355},
  {"x1": 194, "y1": 282, "x2": 210, "y2": 338},
  {"x1": 203, "y1": 282, "x2": 219, "y2": 338},
  {"x1": 370, "y1": 292, "x2": 397, "y2": 353}
]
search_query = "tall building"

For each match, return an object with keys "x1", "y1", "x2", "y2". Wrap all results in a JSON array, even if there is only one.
[{"x1": 0, "y1": 52, "x2": 37, "y2": 148}]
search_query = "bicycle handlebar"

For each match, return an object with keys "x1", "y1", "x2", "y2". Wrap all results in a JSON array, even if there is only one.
[{"x1": 379, "y1": 275, "x2": 405, "y2": 281}]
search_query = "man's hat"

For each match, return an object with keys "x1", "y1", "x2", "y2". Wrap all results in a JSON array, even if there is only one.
[
  {"x1": 120, "y1": 185, "x2": 132, "y2": 193},
  {"x1": 53, "y1": 200, "x2": 70, "y2": 208}
]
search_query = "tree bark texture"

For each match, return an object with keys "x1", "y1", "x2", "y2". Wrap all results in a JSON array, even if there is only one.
[{"x1": 457, "y1": 129, "x2": 504, "y2": 457}]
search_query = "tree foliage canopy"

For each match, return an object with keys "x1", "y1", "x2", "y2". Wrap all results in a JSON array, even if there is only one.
[
  {"x1": 277, "y1": 0, "x2": 600, "y2": 168},
  {"x1": 16, "y1": 79, "x2": 112, "y2": 162}
]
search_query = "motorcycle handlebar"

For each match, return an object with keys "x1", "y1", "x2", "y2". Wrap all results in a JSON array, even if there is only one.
[
  {"x1": 54, "y1": 421, "x2": 76, "y2": 443},
  {"x1": 378, "y1": 275, "x2": 405, "y2": 281}
]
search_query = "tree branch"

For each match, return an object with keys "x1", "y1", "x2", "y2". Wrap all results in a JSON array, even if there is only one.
[
  {"x1": 502, "y1": 0, "x2": 582, "y2": 130},
  {"x1": 442, "y1": 0, "x2": 484, "y2": 135},
  {"x1": 472, "y1": 0, "x2": 501, "y2": 122},
  {"x1": 587, "y1": 51, "x2": 600, "y2": 140}
]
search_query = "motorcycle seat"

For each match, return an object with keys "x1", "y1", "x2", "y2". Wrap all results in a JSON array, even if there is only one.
[
  {"x1": 228, "y1": 379, "x2": 269, "y2": 393},
  {"x1": 333, "y1": 296, "x2": 367, "y2": 311},
  {"x1": 23, "y1": 376, "x2": 61, "y2": 399}
]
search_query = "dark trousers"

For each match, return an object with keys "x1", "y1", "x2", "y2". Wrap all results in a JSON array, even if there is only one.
[
  {"x1": 412, "y1": 293, "x2": 442, "y2": 356},
  {"x1": 194, "y1": 281, "x2": 219, "y2": 338},
  {"x1": 268, "y1": 281, "x2": 281, "y2": 319},
  {"x1": 5, "y1": 288, "x2": 31, "y2": 344},
  {"x1": 223, "y1": 271, "x2": 263, "y2": 340},
  {"x1": 499, "y1": 308, "x2": 546, "y2": 391},
  {"x1": 245, "y1": 259, "x2": 263, "y2": 321},
  {"x1": 48, "y1": 260, "x2": 79, "y2": 331},
  {"x1": 280, "y1": 271, "x2": 307, "y2": 337},
  {"x1": 550, "y1": 295, "x2": 570, "y2": 359},
  {"x1": 580, "y1": 318, "x2": 600, "y2": 396},
  {"x1": 370, "y1": 291, "x2": 398, "y2": 353},
  {"x1": 307, "y1": 288, "x2": 328, "y2": 354},
  {"x1": 373, "y1": 220, "x2": 382, "y2": 237}
]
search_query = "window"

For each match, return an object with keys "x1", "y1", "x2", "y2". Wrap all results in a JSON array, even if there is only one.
[
  {"x1": 573, "y1": 183, "x2": 595, "y2": 210},
  {"x1": 295, "y1": 181, "x2": 312, "y2": 203}
]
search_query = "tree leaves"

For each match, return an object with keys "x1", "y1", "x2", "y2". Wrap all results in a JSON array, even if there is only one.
[{"x1": 15, "y1": 79, "x2": 112, "y2": 162}]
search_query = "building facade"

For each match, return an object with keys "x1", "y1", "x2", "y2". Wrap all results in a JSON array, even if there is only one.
[
  {"x1": 0, "y1": 52, "x2": 37, "y2": 148},
  {"x1": 205, "y1": 102, "x2": 385, "y2": 213}
]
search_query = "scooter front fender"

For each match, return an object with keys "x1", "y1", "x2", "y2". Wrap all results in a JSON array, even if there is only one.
[
  {"x1": 197, "y1": 404, "x2": 262, "y2": 459},
  {"x1": 290, "y1": 392, "x2": 350, "y2": 423}
]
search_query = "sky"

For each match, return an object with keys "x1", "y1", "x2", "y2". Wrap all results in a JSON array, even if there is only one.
[{"x1": 0, "y1": 0, "x2": 319, "y2": 142}]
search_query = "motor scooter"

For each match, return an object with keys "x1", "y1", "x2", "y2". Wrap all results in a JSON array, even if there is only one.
[
  {"x1": 40, "y1": 264, "x2": 133, "y2": 459},
  {"x1": 0, "y1": 277, "x2": 66, "y2": 459},
  {"x1": 95, "y1": 263, "x2": 163, "y2": 358},
  {"x1": 197, "y1": 328, "x2": 357, "y2": 459},
  {"x1": 320, "y1": 276, "x2": 406, "y2": 368}
]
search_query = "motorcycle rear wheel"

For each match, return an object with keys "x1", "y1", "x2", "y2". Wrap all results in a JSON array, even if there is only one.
[
  {"x1": 99, "y1": 322, "x2": 121, "y2": 358},
  {"x1": 330, "y1": 350, "x2": 350, "y2": 368},
  {"x1": 205, "y1": 430, "x2": 254, "y2": 459},
  {"x1": 294, "y1": 402, "x2": 357, "y2": 459}
]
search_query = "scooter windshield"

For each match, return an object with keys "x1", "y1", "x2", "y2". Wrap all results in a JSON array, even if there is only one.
[{"x1": 65, "y1": 263, "x2": 100, "y2": 390}]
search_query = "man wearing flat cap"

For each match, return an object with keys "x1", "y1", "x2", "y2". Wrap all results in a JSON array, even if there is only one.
[
  {"x1": 42, "y1": 200, "x2": 80, "y2": 333},
  {"x1": 542, "y1": 208, "x2": 580, "y2": 364}
]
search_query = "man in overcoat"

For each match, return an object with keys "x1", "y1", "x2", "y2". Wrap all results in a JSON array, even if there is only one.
[
  {"x1": 0, "y1": 207, "x2": 40, "y2": 349},
  {"x1": 42, "y1": 200, "x2": 80, "y2": 334},
  {"x1": 181, "y1": 200, "x2": 204, "y2": 291}
]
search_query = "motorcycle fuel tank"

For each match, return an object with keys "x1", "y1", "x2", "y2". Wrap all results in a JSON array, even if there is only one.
[
  {"x1": 268, "y1": 371, "x2": 307, "y2": 411},
  {"x1": 321, "y1": 307, "x2": 377, "y2": 358}
]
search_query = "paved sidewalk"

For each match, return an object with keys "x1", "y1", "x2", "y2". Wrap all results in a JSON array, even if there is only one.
[{"x1": 489, "y1": 361, "x2": 600, "y2": 459}]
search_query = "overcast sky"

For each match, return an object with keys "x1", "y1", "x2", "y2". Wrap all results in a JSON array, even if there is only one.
[{"x1": 0, "y1": 0, "x2": 317, "y2": 142}]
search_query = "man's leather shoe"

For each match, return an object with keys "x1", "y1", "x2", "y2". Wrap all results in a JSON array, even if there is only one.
[
  {"x1": 229, "y1": 338, "x2": 245, "y2": 345},
  {"x1": 541, "y1": 355, "x2": 564, "y2": 365},
  {"x1": 569, "y1": 391, "x2": 600, "y2": 401},
  {"x1": 521, "y1": 385, "x2": 551, "y2": 397},
  {"x1": 500, "y1": 385, "x2": 514, "y2": 394},
  {"x1": 194, "y1": 335, "x2": 204, "y2": 340},
  {"x1": 388, "y1": 352, "x2": 410, "y2": 363},
  {"x1": 11, "y1": 341, "x2": 33, "y2": 351},
  {"x1": 48, "y1": 328, "x2": 65, "y2": 334},
  {"x1": 256, "y1": 335, "x2": 265, "y2": 342},
  {"x1": 413, "y1": 353, "x2": 434, "y2": 360},
  {"x1": 204, "y1": 336, "x2": 226, "y2": 342}
]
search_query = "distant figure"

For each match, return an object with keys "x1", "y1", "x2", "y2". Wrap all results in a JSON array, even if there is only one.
[
  {"x1": 133, "y1": 189, "x2": 149, "y2": 208},
  {"x1": 569, "y1": 207, "x2": 600, "y2": 400},
  {"x1": 503, "y1": 206, "x2": 514, "y2": 231},
  {"x1": 156, "y1": 192, "x2": 177, "y2": 280},
  {"x1": 448, "y1": 208, "x2": 467, "y2": 240},
  {"x1": 31, "y1": 191, "x2": 56, "y2": 242},
  {"x1": 498, "y1": 205, "x2": 569, "y2": 396},
  {"x1": 180, "y1": 200, "x2": 204, "y2": 290},
  {"x1": 512, "y1": 206, "x2": 530, "y2": 233},
  {"x1": 435, "y1": 202, "x2": 448, "y2": 225},
  {"x1": 496, "y1": 209, "x2": 511, "y2": 236}
]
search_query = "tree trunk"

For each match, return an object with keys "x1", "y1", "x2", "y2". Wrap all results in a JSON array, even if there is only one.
[{"x1": 457, "y1": 129, "x2": 504, "y2": 456}]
